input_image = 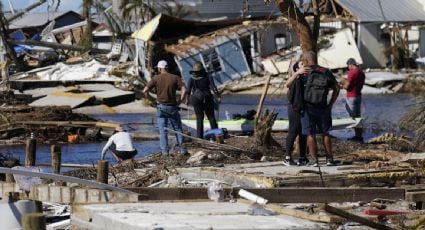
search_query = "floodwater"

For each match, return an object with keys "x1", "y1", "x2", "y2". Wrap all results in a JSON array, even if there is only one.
[{"x1": 0, "y1": 93, "x2": 420, "y2": 168}]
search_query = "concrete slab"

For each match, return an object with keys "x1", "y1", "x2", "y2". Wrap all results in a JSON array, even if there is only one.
[
  {"x1": 177, "y1": 161, "x2": 412, "y2": 187},
  {"x1": 74, "y1": 83, "x2": 118, "y2": 91},
  {"x1": 72, "y1": 202, "x2": 327, "y2": 229},
  {"x1": 23, "y1": 86, "x2": 69, "y2": 98},
  {"x1": 29, "y1": 91, "x2": 94, "y2": 108},
  {"x1": 90, "y1": 89, "x2": 135, "y2": 106}
]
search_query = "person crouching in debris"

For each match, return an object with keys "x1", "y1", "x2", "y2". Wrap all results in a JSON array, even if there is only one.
[
  {"x1": 143, "y1": 60, "x2": 188, "y2": 155},
  {"x1": 283, "y1": 60, "x2": 308, "y2": 166},
  {"x1": 300, "y1": 51, "x2": 340, "y2": 167},
  {"x1": 101, "y1": 125, "x2": 137, "y2": 163},
  {"x1": 186, "y1": 61, "x2": 221, "y2": 138}
]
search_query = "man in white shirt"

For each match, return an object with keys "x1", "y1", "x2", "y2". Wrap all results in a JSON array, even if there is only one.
[{"x1": 101, "y1": 125, "x2": 137, "y2": 162}]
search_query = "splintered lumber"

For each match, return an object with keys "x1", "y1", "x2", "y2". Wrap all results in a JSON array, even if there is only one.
[
  {"x1": 264, "y1": 203, "x2": 342, "y2": 223},
  {"x1": 324, "y1": 204, "x2": 396, "y2": 230}
]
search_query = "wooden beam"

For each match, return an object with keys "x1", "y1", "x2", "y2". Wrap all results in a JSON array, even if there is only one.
[
  {"x1": 324, "y1": 204, "x2": 396, "y2": 230},
  {"x1": 126, "y1": 187, "x2": 405, "y2": 203},
  {"x1": 254, "y1": 74, "x2": 272, "y2": 124}
]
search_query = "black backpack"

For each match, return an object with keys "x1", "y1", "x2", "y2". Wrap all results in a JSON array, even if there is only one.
[{"x1": 304, "y1": 67, "x2": 329, "y2": 106}]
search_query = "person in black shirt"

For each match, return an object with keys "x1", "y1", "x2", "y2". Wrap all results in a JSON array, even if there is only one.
[
  {"x1": 283, "y1": 60, "x2": 308, "y2": 166},
  {"x1": 186, "y1": 62, "x2": 221, "y2": 138}
]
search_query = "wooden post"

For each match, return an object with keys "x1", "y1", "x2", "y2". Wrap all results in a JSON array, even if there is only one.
[
  {"x1": 96, "y1": 160, "x2": 109, "y2": 184},
  {"x1": 324, "y1": 204, "x2": 395, "y2": 230},
  {"x1": 22, "y1": 213, "x2": 46, "y2": 230},
  {"x1": 5, "y1": 173, "x2": 15, "y2": 182},
  {"x1": 51, "y1": 145, "x2": 61, "y2": 175},
  {"x1": 254, "y1": 74, "x2": 272, "y2": 125},
  {"x1": 25, "y1": 138, "x2": 36, "y2": 166}
]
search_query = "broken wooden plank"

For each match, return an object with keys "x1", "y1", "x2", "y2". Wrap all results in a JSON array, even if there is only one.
[
  {"x1": 264, "y1": 203, "x2": 342, "y2": 223},
  {"x1": 125, "y1": 188, "x2": 405, "y2": 203},
  {"x1": 324, "y1": 204, "x2": 396, "y2": 230}
]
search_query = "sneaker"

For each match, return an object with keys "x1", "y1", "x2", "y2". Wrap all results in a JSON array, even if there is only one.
[
  {"x1": 326, "y1": 158, "x2": 336, "y2": 166},
  {"x1": 297, "y1": 158, "x2": 310, "y2": 166},
  {"x1": 282, "y1": 156, "x2": 297, "y2": 166},
  {"x1": 310, "y1": 161, "x2": 320, "y2": 167}
]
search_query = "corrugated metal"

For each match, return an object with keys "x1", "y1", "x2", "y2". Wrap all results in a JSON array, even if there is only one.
[{"x1": 337, "y1": 0, "x2": 425, "y2": 22}]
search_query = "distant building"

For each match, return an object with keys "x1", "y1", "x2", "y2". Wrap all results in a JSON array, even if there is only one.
[
  {"x1": 335, "y1": 0, "x2": 425, "y2": 68},
  {"x1": 166, "y1": 19, "x2": 296, "y2": 86}
]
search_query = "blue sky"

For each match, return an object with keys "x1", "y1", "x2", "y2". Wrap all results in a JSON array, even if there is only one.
[{"x1": 1, "y1": 0, "x2": 81, "y2": 13}]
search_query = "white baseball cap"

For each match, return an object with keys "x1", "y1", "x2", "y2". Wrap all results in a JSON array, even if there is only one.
[{"x1": 156, "y1": 60, "x2": 168, "y2": 69}]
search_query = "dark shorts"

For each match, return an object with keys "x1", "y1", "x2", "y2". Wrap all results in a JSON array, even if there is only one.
[
  {"x1": 301, "y1": 105, "x2": 332, "y2": 135},
  {"x1": 109, "y1": 144, "x2": 137, "y2": 160}
]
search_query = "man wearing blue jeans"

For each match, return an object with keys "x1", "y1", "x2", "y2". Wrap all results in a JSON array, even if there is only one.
[{"x1": 143, "y1": 60, "x2": 187, "y2": 155}]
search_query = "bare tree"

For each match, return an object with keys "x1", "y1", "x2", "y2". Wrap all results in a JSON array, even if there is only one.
[{"x1": 266, "y1": 0, "x2": 321, "y2": 53}]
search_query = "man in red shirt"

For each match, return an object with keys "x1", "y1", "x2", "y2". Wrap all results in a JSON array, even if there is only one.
[{"x1": 343, "y1": 58, "x2": 365, "y2": 141}]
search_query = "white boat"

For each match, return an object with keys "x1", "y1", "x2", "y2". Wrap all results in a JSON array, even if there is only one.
[{"x1": 182, "y1": 118, "x2": 362, "y2": 132}]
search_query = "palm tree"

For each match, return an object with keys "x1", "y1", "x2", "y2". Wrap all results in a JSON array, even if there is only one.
[
  {"x1": 120, "y1": 0, "x2": 157, "y2": 25},
  {"x1": 160, "y1": 0, "x2": 199, "y2": 19},
  {"x1": 80, "y1": 0, "x2": 93, "y2": 50}
]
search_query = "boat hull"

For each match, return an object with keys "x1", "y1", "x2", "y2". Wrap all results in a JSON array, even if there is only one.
[{"x1": 182, "y1": 118, "x2": 362, "y2": 132}]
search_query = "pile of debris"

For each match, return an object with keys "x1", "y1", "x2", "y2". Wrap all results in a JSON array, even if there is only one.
[{"x1": 0, "y1": 105, "x2": 104, "y2": 145}]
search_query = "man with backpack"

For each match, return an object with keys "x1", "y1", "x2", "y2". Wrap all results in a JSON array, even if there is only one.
[{"x1": 300, "y1": 51, "x2": 340, "y2": 166}]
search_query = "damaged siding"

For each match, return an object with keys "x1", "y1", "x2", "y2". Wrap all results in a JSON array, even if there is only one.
[{"x1": 177, "y1": 39, "x2": 250, "y2": 87}]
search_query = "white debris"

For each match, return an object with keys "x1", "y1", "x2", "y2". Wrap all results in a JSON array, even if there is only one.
[{"x1": 36, "y1": 59, "x2": 122, "y2": 81}]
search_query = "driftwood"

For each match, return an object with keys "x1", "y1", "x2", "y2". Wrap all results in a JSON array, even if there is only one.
[{"x1": 254, "y1": 109, "x2": 277, "y2": 147}]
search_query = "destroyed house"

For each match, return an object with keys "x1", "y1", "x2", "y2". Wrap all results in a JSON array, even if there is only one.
[
  {"x1": 165, "y1": 19, "x2": 295, "y2": 86},
  {"x1": 334, "y1": 0, "x2": 425, "y2": 68},
  {"x1": 8, "y1": 11, "x2": 85, "y2": 37},
  {"x1": 132, "y1": 14, "x2": 265, "y2": 81},
  {"x1": 112, "y1": 0, "x2": 280, "y2": 21}
]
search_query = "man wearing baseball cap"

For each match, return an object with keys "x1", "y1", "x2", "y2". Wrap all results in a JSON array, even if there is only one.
[
  {"x1": 143, "y1": 60, "x2": 188, "y2": 155},
  {"x1": 343, "y1": 58, "x2": 365, "y2": 141}
]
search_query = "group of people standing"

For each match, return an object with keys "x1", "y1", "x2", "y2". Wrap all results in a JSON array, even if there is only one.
[
  {"x1": 283, "y1": 51, "x2": 365, "y2": 167},
  {"x1": 101, "y1": 52, "x2": 365, "y2": 167},
  {"x1": 142, "y1": 60, "x2": 220, "y2": 155}
]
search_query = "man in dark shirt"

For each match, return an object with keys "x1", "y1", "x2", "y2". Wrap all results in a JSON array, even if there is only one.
[
  {"x1": 143, "y1": 60, "x2": 187, "y2": 155},
  {"x1": 344, "y1": 58, "x2": 365, "y2": 141},
  {"x1": 300, "y1": 51, "x2": 340, "y2": 166}
]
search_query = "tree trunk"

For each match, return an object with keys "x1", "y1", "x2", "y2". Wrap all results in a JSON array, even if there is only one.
[
  {"x1": 275, "y1": 0, "x2": 313, "y2": 52},
  {"x1": 274, "y1": 0, "x2": 321, "y2": 53},
  {"x1": 254, "y1": 109, "x2": 278, "y2": 147}
]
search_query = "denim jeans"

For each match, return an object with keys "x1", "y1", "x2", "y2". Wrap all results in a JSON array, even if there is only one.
[{"x1": 156, "y1": 104, "x2": 185, "y2": 154}]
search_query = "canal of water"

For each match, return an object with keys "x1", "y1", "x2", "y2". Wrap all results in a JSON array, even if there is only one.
[{"x1": 0, "y1": 93, "x2": 420, "y2": 168}]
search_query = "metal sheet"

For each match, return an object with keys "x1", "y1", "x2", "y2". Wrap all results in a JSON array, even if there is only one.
[
  {"x1": 337, "y1": 0, "x2": 425, "y2": 22},
  {"x1": 0, "y1": 167, "x2": 134, "y2": 193}
]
